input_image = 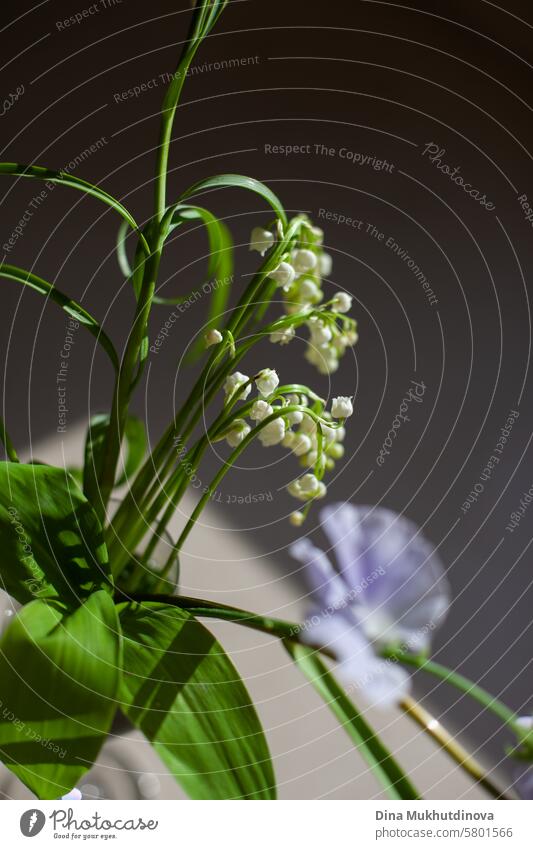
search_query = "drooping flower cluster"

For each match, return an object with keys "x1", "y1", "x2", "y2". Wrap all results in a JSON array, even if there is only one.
[
  {"x1": 217, "y1": 368, "x2": 353, "y2": 522},
  {"x1": 250, "y1": 219, "x2": 358, "y2": 374},
  {"x1": 290, "y1": 503, "x2": 450, "y2": 707}
]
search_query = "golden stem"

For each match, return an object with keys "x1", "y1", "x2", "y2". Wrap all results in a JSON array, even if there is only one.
[{"x1": 401, "y1": 695, "x2": 512, "y2": 800}]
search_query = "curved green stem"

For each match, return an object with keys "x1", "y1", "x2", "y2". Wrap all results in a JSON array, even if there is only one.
[
  {"x1": 126, "y1": 593, "x2": 324, "y2": 648},
  {"x1": 0, "y1": 265, "x2": 119, "y2": 373},
  {"x1": 0, "y1": 163, "x2": 149, "y2": 257},
  {"x1": 385, "y1": 651, "x2": 521, "y2": 735},
  {"x1": 154, "y1": 2, "x2": 227, "y2": 220}
]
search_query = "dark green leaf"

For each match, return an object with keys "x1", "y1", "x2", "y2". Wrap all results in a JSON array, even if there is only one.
[
  {"x1": 118, "y1": 602, "x2": 276, "y2": 799},
  {"x1": 0, "y1": 265, "x2": 119, "y2": 373},
  {"x1": 179, "y1": 174, "x2": 287, "y2": 229},
  {"x1": 286, "y1": 642, "x2": 420, "y2": 800},
  {"x1": 0, "y1": 462, "x2": 112, "y2": 606},
  {"x1": 0, "y1": 590, "x2": 121, "y2": 799},
  {"x1": 0, "y1": 163, "x2": 149, "y2": 256}
]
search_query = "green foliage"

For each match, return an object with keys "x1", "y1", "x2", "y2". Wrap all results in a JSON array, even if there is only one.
[
  {"x1": 0, "y1": 462, "x2": 112, "y2": 606},
  {"x1": 0, "y1": 163, "x2": 148, "y2": 255},
  {"x1": 0, "y1": 265, "x2": 119, "y2": 372},
  {"x1": 179, "y1": 174, "x2": 287, "y2": 229},
  {"x1": 0, "y1": 0, "x2": 440, "y2": 805},
  {"x1": 118, "y1": 602, "x2": 276, "y2": 799},
  {"x1": 0, "y1": 591, "x2": 121, "y2": 799},
  {"x1": 286, "y1": 643, "x2": 420, "y2": 801}
]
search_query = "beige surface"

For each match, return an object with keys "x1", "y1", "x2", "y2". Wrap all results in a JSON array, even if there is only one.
[{"x1": 0, "y1": 424, "x2": 494, "y2": 800}]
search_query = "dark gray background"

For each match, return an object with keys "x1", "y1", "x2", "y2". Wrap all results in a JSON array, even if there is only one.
[{"x1": 1, "y1": 0, "x2": 533, "y2": 787}]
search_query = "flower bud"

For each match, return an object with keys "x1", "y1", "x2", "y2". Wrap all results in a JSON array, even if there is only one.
[
  {"x1": 300, "y1": 450, "x2": 318, "y2": 468},
  {"x1": 258, "y1": 417, "x2": 286, "y2": 446},
  {"x1": 282, "y1": 431, "x2": 296, "y2": 449},
  {"x1": 331, "y1": 292, "x2": 352, "y2": 313},
  {"x1": 319, "y1": 252, "x2": 333, "y2": 277},
  {"x1": 300, "y1": 415, "x2": 317, "y2": 435},
  {"x1": 286, "y1": 410, "x2": 304, "y2": 425},
  {"x1": 335, "y1": 425, "x2": 346, "y2": 442},
  {"x1": 270, "y1": 261, "x2": 296, "y2": 288},
  {"x1": 292, "y1": 249, "x2": 318, "y2": 274},
  {"x1": 315, "y1": 481, "x2": 327, "y2": 499},
  {"x1": 292, "y1": 433, "x2": 312, "y2": 457},
  {"x1": 308, "y1": 318, "x2": 332, "y2": 345},
  {"x1": 298, "y1": 278, "x2": 321, "y2": 304},
  {"x1": 250, "y1": 227, "x2": 274, "y2": 256},
  {"x1": 331, "y1": 396, "x2": 354, "y2": 418},
  {"x1": 327, "y1": 442, "x2": 344, "y2": 460},
  {"x1": 225, "y1": 419, "x2": 251, "y2": 447},
  {"x1": 289, "y1": 510, "x2": 305, "y2": 527},
  {"x1": 255, "y1": 368, "x2": 280, "y2": 397},
  {"x1": 250, "y1": 399, "x2": 273, "y2": 421},
  {"x1": 299, "y1": 473, "x2": 320, "y2": 496},
  {"x1": 224, "y1": 372, "x2": 251, "y2": 401},
  {"x1": 270, "y1": 325, "x2": 295, "y2": 345},
  {"x1": 204, "y1": 328, "x2": 223, "y2": 347}
]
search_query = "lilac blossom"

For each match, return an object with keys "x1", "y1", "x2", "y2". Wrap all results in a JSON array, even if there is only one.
[
  {"x1": 290, "y1": 503, "x2": 450, "y2": 707},
  {"x1": 61, "y1": 788, "x2": 82, "y2": 800}
]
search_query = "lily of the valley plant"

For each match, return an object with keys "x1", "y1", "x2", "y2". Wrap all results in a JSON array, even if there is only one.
[{"x1": 0, "y1": 0, "x2": 528, "y2": 801}]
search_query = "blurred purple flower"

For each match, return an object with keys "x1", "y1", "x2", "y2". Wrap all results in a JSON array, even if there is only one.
[
  {"x1": 513, "y1": 717, "x2": 533, "y2": 799},
  {"x1": 61, "y1": 788, "x2": 82, "y2": 800},
  {"x1": 515, "y1": 767, "x2": 533, "y2": 799},
  {"x1": 290, "y1": 503, "x2": 450, "y2": 707}
]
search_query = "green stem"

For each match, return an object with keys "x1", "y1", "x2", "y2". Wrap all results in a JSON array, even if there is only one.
[
  {"x1": 97, "y1": 240, "x2": 162, "y2": 519},
  {"x1": 126, "y1": 593, "x2": 323, "y2": 647},
  {"x1": 128, "y1": 594, "x2": 508, "y2": 799},
  {"x1": 400, "y1": 695, "x2": 511, "y2": 800},
  {"x1": 287, "y1": 643, "x2": 420, "y2": 800},
  {"x1": 164, "y1": 405, "x2": 313, "y2": 566},
  {"x1": 108, "y1": 219, "x2": 308, "y2": 544},
  {"x1": 154, "y1": 2, "x2": 225, "y2": 220},
  {"x1": 385, "y1": 651, "x2": 521, "y2": 734}
]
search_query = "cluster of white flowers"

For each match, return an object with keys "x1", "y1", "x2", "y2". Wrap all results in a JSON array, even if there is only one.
[
  {"x1": 219, "y1": 366, "x2": 353, "y2": 523},
  {"x1": 284, "y1": 395, "x2": 352, "y2": 524},
  {"x1": 250, "y1": 219, "x2": 358, "y2": 374}
]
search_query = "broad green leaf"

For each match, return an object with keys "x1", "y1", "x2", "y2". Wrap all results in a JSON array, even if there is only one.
[
  {"x1": 0, "y1": 590, "x2": 121, "y2": 799},
  {"x1": 118, "y1": 602, "x2": 276, "y2": 799},
  {"x1": 0, "y1": 462, "x2": 112, "y2": 606},
  {"x1": 0, "y1": 163, "x2": 149, "y2": 255},
  {"x1": 83, "y1": 413, "x2": 147, "y2": 501},
  {"x1": 286, "y1": 642, "x2": 420, "y2": 800},
  {"x1": 179, "y1": 174, "x2": 287, "y2": 229},
  {"x1": 0, "y1": 265, "x2": 119, "y2": 373}
]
